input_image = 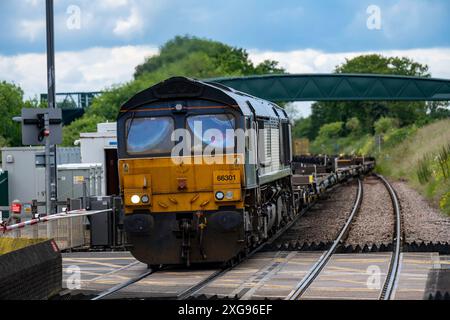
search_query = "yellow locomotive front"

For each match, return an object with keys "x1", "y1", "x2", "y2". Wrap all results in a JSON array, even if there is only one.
[{"x1": 117, "y1": 78, "x2": 250, "y2": 266}]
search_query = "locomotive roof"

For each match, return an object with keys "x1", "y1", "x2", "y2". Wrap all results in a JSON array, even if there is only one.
[{"x1": 119, "y1": 76, "x2": 288, "y2": 120}]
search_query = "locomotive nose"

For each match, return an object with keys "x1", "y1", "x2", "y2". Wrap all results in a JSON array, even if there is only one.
[
  {"x1": 124, "y1": 213, "x2": 155, "y2": 234},
  {"x1": 208, "y1": 211, "x2": 243, "y2": 232}
]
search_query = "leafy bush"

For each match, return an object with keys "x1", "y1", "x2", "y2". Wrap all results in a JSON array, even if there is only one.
[
  {"x1": 383, "y1": 126, "x2": 417, "y2": 149},
  {"x1": 417, "y1": 155, "x2": 432, "y2": 184},
  {"x1": 0, "y1": 135, "x2": 7, "y2": 147},
  {"x1": 440, "y1": 192, "x2": 450, "y2": 214},
  {"x1": 437, "y1": 144, "x2": 450, "y2": 179},
  {"x1": 345, "y1": 117, "x2": 361, "y2": 135},
  {"x1": 292, "y1": 117, "x2": 313, "y2": 140},
  {"x1": 62, "y1": 115, "x2": 107, "y2": 146},
  {"x1": 374, "y1": 117, "x2": 399, "y2": 135},
  {"x1": 318, "y1": 122, "x2": 344, "y2": 138},
  {"x1": 310, "y1": 122, "x2": 345, "y2": 154}
]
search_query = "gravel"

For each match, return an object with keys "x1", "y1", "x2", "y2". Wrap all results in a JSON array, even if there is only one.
[
  {"x1": 274, "y1": 181, "x2": 358, "y2": 245},
  {"x1": 392, "y1": 181, "x2": 450, "y2": 243},
  {"x1": 345, "y1": 176, "x2": 394, "y2": 246},
  {"x1": 274, "y1": 176, "x2": 450, "y2": 248}
]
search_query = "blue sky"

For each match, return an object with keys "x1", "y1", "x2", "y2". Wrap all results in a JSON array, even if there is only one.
[
  {"x1": 1, "y1": 0, "x2": 449, "y2": 55},
  {"x1": 0, "y1": 0, "x2": 449, "y2": 117}
]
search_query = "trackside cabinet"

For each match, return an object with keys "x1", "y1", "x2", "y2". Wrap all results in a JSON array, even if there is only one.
[{"x1": 0, "y1": 170, "x2": 8, "y2": 219}]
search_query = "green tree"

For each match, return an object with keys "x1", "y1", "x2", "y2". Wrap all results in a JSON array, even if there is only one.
[
  {"x1": 0, "y1": 135, "x2": 7, "y2": 147},
  {"x1": 374, "y1": 117, "x2": 399, "y2": 135},
  {"x1": 427, "y1": 101, "x2": 450, "y2": 120},
  {"x1": 308, "y1": 54, "x2": 430, "y2": 139},
  {"x1": 64, "y1": 35, "x2": 286, "y2": 146},
  {"x1": 0, "y1": 81, "x2": 27, "y2": 146},
  {"x1": 310, "y1": 122, "x2": 344, "y2": 154},
  {"x1": 134, "y1": 35, "x2": 284, "y2": 79},
  {"x1": 292, "y1": 117, "x2": 313, "y2": 140},
  {"x1": 318, "y1": 122, "x2": 344, "y2": 139},
  {"x1": 345, "y1": 117, "x2": 361, "y2": 136},
  {"x1": 62, "y1": 115, "x2": 106, "y2": 146}
]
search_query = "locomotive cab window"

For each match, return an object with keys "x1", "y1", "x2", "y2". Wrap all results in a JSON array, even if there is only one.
[
  {"x1": 187, "y1": 114, "x2": 236, "y2": 153},
  {"x1": 126, "y1": 117, "x2": 175, "y2": 155}
]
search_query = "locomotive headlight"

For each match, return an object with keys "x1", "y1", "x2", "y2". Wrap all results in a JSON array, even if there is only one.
[
  {"x1": 225, "y1": 191, "x2": 234, "y2": 200},
  {"x1": 131, "y1": 195, "x2": 141, "y2": 204},
  {"x1": 215, "y1": 191, "x2": 225, "y2": 201},
  {"x1": 141, "y1": 195, "x2": 150, "y2": 204}
]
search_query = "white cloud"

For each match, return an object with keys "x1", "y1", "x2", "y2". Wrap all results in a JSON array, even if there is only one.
[
  {"x1": 113, "y1": 6, "x2": 144, "y2": 37},
  {"x1": 249, "y1": 47, "x2": 450, "y2": 79},
  {"x1": 249, "y1": 47, "x2": 450, "y2": 118},
  {"x1": 0, "y1": 45, "x2": 158, "y2": 99},
  {"x1": 0, "y1": 45, "x2": 449, "y2": 120},
  {"x1": 97, "y1": 0, "x2": 130, "y2": 9}
]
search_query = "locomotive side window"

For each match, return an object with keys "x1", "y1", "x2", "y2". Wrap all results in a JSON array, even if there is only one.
[
  {"x1": 265, "y1": 126, "x2": 272, "y2": 158},
  {"x1": 258, "y1": 120, "x2": 273, "y2": 167},
  {"x1": 280, "y1": 122, "x2": 291, "y2": 165},
  {"x1": 126, "y1": 117, "x2": 174, "y2": 155},
  {"x1": 187, "y1": 114, "x2": 236, "y2": 153},
  {"x1": 279, "y1": 122, "x2": 285, "y2": 165}
]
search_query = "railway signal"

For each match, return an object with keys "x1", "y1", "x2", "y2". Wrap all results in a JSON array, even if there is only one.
[
  {"x1": 10, "y1": 0, "x2": 60, "y2": 217},
  {"x1": 20, "y1": 108, "x2": 62, "y2": 146}
]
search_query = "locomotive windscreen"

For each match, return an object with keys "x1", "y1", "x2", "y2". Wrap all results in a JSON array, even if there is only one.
[
  {"x1": 187, "y1": 114, "x2": 235, "y2": 153},
  {"x1": 126, "y1": 116, "x2": 174, "y2": 155}
]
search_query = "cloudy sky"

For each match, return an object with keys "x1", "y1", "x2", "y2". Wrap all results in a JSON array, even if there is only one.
[{"x1": 1, "y1": 0, "x2": 449, "y2": 116}]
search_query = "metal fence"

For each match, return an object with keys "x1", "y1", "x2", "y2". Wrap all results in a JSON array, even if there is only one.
[{"x1": 0, "y1": 209, "x2": 110, "y2": 251}]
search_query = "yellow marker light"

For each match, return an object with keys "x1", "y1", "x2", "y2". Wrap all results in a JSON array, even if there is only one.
[{"x1": 131, "y1": 195, "x2": 141, "y2": 204}]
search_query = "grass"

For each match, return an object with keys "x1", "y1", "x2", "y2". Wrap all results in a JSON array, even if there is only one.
[
  {"x1": 375, "y1": 119, "x2": 450, "y2": 215},
  {"x1": 0, "y1": 238, "x2": 47, "y2": 255},
  {"x1": 310, "y1": 118, "x2": 450, "y2": 215}
]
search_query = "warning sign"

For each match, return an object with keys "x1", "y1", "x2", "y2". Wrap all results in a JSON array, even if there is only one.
[{"x1": 73, "y1": 176, "x2": 85, "y2": 184}]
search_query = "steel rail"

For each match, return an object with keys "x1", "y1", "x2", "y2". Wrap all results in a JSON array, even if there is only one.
[
  {"x1": 91, "y1": 179, "x2": 357, "y2": 301},
  {"x1": 91, "y1": 268, "x2": 155, "y2": 300},
  {"x1": 176, "y1": 199, "x2": 319, "y2": 300},
  {"x1": 89, "y1": 195, "x2": 319, "y2": 301},
  {"x1": 375, "y1": 174, "x2": 402, "y2": 300},
  {"x1": 286, "y1": 178, "x2": 363, "y2": 300}
]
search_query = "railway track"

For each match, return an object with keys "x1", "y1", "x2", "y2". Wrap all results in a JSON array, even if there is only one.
[
  {"x1": 174, "y1": 182, "x2": 358, "y2": 300},
  {"x1": 175, "y1": 202, "x2": 317, "y2": 300},
  {"x1": 90, "y1": 268, "x2": 155, "y2": 300},
  {"x1": 89, "y1": 174, "x2": 402, "y2": 301},
  {"x1": 90, "y1": 200, "x2": 317, "y2": 300},
  {"x1": 286, "y1": 178, "x2": 363, "y2": 300},
  {"x1": 286, "y1": 174, "x2": 402, "y2": 300},
  {"x1": 375, "y1": 174, "x2": 402, "y2": 300}
]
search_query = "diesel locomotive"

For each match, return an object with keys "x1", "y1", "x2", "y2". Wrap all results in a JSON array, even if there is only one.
[
  {"x1": 118, "y1": 76, "x2": 297, "y2": 266},
  {"x1": 117, "y1": 76, "x2": 372, "y2": 267}
]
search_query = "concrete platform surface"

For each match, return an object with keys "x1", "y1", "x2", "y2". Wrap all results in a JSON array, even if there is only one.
[
  {"x1": 393, "y1": 253, "x2": 450, "y2": 300},
  {"x1": 62, "y1": 251, "x2": 450, "y2": 300}
]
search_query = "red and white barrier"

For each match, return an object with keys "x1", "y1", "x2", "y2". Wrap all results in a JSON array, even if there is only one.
[{"x1": 0, "y1": 209, "x2": 112, "y2": 233}]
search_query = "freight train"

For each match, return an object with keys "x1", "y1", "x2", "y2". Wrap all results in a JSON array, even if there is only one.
[{"x1": 117, "y1": 77, "x2": 374, "y2": 267}]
